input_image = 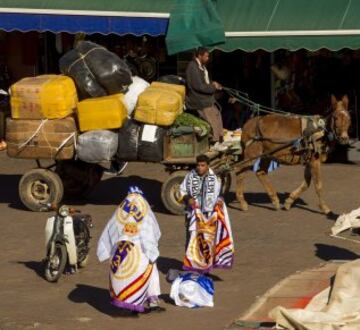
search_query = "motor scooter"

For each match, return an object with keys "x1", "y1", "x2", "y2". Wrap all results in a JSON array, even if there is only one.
[{"x1": 43, "y1": 204, "x2": 92, "y2": 282}]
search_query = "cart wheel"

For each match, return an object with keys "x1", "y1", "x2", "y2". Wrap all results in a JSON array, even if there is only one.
[
  {"x1": 220, "y1": 172, "x2": 232, "y2": 196},
  {"x1": 56, "y1": 160, "x2": 103, "y2": 198},
  {"x1": 161, "y1": 171, "x2": 187, "y2": 215},
  {"x1": 19, "y1": 169, "x2": 64, "y2": 212}
]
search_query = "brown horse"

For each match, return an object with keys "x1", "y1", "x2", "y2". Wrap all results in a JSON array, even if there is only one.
[{"x1": 235, "y1": 95, "x2": 351, "y2": 214}]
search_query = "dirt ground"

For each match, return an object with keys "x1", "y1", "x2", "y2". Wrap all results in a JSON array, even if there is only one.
[{"x1": 0, "y1": 152, "x2": 359, "y2": 330}]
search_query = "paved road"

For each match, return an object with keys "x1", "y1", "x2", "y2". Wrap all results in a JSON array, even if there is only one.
[{"x1": 0, "y1": 152, "x2": 359, "y2": 330}]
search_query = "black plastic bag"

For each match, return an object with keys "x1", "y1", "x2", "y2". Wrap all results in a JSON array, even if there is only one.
[
  {"x1": 117, "y1": 119, "x2": 140, "y2": 161},
  {"x1": 76, "y1": 41, "x2": 132, "y2": 95},
  {"x1": 59, "y1": 49, "x2": 107, "y2": 99},
  {"x1": 157, "y1": 75, "x2": 186, "y2": 86},
  {"x1": 138, "y1": 124, "x2": 166, "y2": 162}
]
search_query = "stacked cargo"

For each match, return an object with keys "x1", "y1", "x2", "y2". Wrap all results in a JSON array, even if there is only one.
[
  {"x1": 6, "y1": 41, "x2": 205, "y2": 166},
  {"x1": 59, "y1": 41, "x2": 133, "y2": 163},
  {"x1": 117, "y1": 80, "x2": 186, "y2": 162},
  {"x1": 6, "y1": 75, "x2": 78, "y2": 160}
]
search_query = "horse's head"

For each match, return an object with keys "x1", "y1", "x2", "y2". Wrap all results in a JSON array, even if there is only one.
[{"x1": 329, "y1": 95, "x2": 351, "y2": 145}]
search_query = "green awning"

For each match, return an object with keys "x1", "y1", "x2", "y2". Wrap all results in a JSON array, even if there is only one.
[
  {"x1": 166, "y1": 0, "x2": 225, "y2": 55},
  {"x1": 216, "y1": 0, "x2": 360, "y2": 52}
]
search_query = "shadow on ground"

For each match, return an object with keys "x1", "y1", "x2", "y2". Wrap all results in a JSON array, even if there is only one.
[
  {"x1": 0, "y1": 174, "x2": 27, "y2": 210},
  {"x1": 68, "y1": 284, "x2": 134, "y2": 317},
  {"x1": 16, "y1": 260, "x2": 44, "y2": 279},
  {"x1": 0, "y1": 173, "x2": 169, "y2": 213},
  {"x1": 315, "y1": 243, "x2": 359, "y2": 261},
  {"x1": 157, "y1": 257, "x2": 183, "y2": 275},
  {"x1": 69, "y1": 175, "x2": 169, "y2": 214},
  {"x1": 227, "y1": 191, "x2": 307, "y2": 210}
]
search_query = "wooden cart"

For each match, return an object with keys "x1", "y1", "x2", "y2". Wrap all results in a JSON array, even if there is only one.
[{"x1": 14, "y1": 128, "x2": 239, "y2": 214}]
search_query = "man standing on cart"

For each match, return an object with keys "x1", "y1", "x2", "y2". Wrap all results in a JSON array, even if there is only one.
[
  {"x1": 178, "y1": 154, "x2": 234, "y2": 273},
  {"x1": 185, "y1": 47, "x2": 227, "y2": 152}
]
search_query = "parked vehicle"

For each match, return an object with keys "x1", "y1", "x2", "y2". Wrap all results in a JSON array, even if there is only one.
[{"x1": 43, "y1": 204, "x2": 92, "y2": 282}]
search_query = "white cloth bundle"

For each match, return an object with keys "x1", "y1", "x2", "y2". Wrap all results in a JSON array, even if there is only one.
[{"x1": 170, "y1": 273, "x2": 214, "y2": 308}]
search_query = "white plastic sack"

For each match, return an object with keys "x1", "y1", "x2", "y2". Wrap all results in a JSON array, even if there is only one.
[
  {"x1": 76, "y1": 130, "x2": 118, "y2": 163},
  {"x1": 170, "y1": 273, "x2": 214, "y2": 308},
  {"x1": 331, "y1": 207, "x2": 360, "y2": 236},
  {"x1": 124, "y1": 76, "x2": 149, "y2": 116}
]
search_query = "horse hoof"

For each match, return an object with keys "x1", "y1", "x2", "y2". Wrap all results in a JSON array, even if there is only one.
[
  {"x1": 273, "y1": 200, "x2": 281, "y2": 210},
  {"x1": 320, "y1": 206, "x2": 331, "y2": 215},
  {"x1": 284, "y1": 199, "x2": 293, "y2": 211},
  {"x1": 239, "y1": 203, "x2": 249, "y2": 211}
]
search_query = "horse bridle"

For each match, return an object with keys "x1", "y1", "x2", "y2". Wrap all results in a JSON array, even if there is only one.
[{"x1": 326, "y1": 109, "x2": 350, "y2": 142}]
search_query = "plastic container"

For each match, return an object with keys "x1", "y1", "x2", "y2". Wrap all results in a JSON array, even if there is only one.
[
  {"x1": 10, "y1": 75, "x2": 77, "y2": 119},
  {"x1": 77, "y1": 94, "x2": 127, "y2": 132}
]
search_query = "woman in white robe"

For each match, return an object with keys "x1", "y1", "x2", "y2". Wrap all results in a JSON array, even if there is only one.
[{"x1": 97, "y1": 186, "x2": 163, "y2": 313}]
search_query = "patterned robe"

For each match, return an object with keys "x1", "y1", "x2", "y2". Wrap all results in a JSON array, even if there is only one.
[
  {"x1": 183, "y1": 202, "x2": 234, "y2": 273},
  {"x1": 97, "y1": 192, "x2": 161, "y2": 312}
]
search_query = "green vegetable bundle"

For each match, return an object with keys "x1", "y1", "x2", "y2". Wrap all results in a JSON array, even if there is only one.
[{"x1": 173, "y1": 112, "x2": 210, "y2": 137}]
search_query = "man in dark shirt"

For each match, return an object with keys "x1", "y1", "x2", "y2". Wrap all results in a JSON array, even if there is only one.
[{"x1": 185, "y1": 47, "x2": 226, "y2": 151}]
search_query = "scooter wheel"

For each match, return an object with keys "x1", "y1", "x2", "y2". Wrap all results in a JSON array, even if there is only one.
[{"x1": 44, "y1": 244, "x2": 67, "y2": 282}]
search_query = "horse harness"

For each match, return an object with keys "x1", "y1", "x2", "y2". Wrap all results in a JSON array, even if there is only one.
[{"x1": 244, "y1": 115, "x2": 327, "y2": 164}]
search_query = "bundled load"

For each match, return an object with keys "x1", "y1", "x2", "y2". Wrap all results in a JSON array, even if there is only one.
[
  {"x1": 117, "y1": 120, "x2": 139, "y2": 161},
  {"x1": 134, "y1": 87, "x2": 183, "y2": 126},
  {"x1": 117, "y1": 119, "x2": 166, "y2": 162},
  {"x1": 76, "y1": 130, "x2": 118, "y2": 163},
  {"x1": 60, "y1": 41, "x2": 132, "y2": 99},
  {"x1": 6, "y1": 117, "x2": 76, "y2": 159},
  {"x1": 150, "y1": 81, "x2": 186, "y2": 102},
  {"x1": 7, "y1": 39, "x2": 211, "y2": 167},
  {"x1": 10, "y1": 75, "x2": 77, "y2": 119},
  {"x1": 123, "y1": 76, "x2": 150, "y2": 116},
  {"x1": 77, "y1": 94, "x2": 127, "y2": 132},
  {"x1": 138, "y1": 124, "x2": 166, "y2": 162}
]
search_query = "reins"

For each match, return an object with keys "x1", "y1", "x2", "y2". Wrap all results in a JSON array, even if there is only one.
[{"x1": 223, "y1": 87, "x2": 314, "y2": 118}]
